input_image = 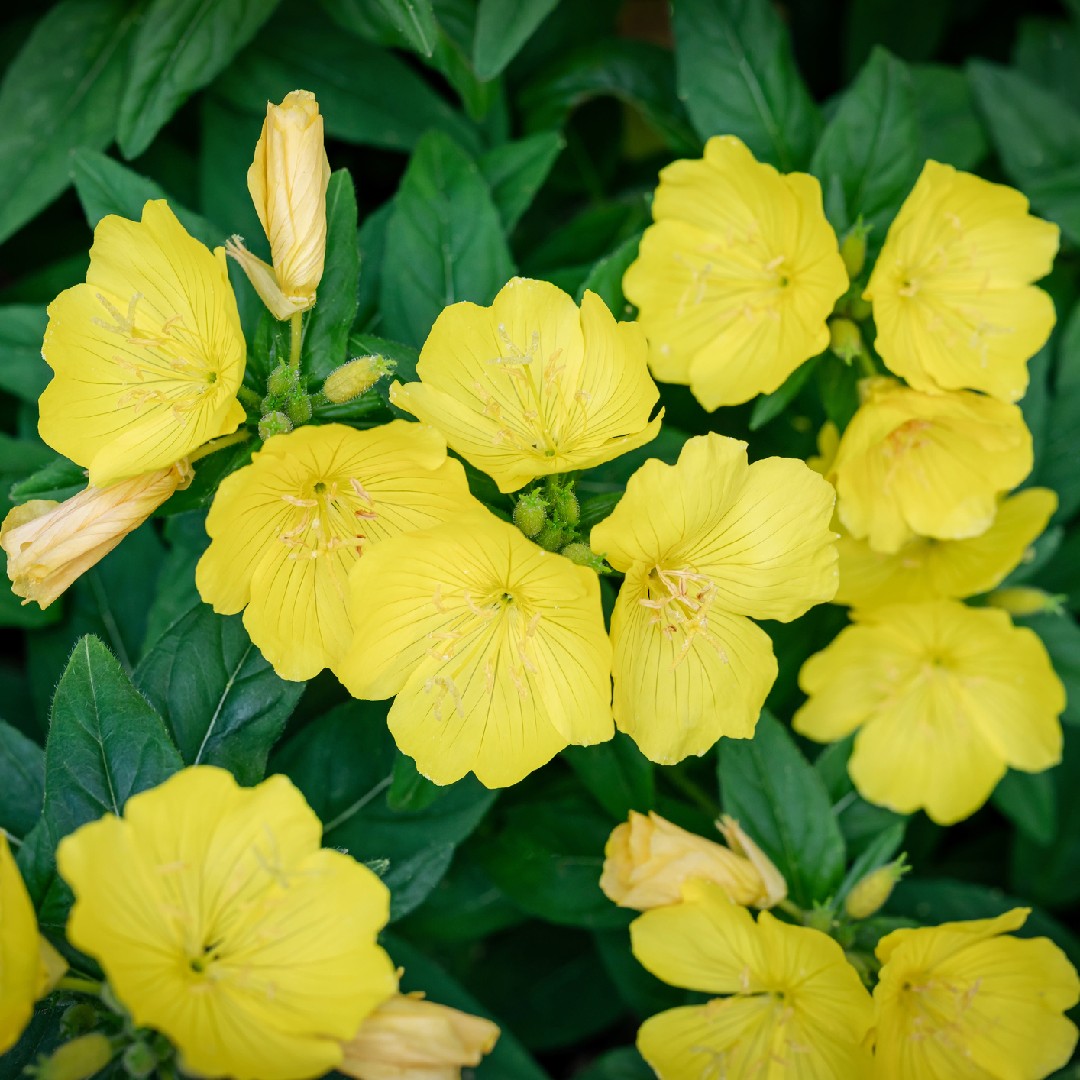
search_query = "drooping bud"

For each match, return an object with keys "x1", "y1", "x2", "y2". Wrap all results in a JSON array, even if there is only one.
[
  {"x1": 512, "y1": 491, "x2": 548, "y2": 538},
  {"x1": 258, "y1": 411, "x2": 293, "y2": 441},
  {"x1": 844, "y1": 856, "x2": 909, "y2": 920},
  {"x1": 828, "y1": 317, "x2": 866, "y2": 365},
  {"x1": 840, "y1": 221, "x2": 869, "y2": 280},
  {"x1": 322, "y1": 355, "x2": 395, "y2": 404},
  {"x1": 985, "y1": 587, "x2": 1064, "y2": 617},
  {"x1": 29, "y1": 1035, "x2": 114, "y2": 1080}
]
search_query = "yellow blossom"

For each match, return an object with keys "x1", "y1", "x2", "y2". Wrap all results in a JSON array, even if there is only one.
[
  {"x1": 340, "y1": 993, "x2": 499, "y2": 1080},
  {"x1": 622, "y1": 134, "x2": 848, "y2": 409},
  {"x1": 832, "y1": 377, "x2": 1032, "y2": 553},
  {"x1": 227, "y1": 90, "x2": 331, "y2": 320},
  {"x1": 866, "y1": 161, "x2": 1059, "y2": 402},
  {"x1": 834, "y1": 487, "x2": 1057, "y2": 608},
  {"x1": 600, "y1": 811, "x2": 786, "y2": 911},
  {"x1": 873, "y1": 909, "x2": 1079, "y2": 1079},
  {"x1": 2, "y1": 462, "x2": 192, "y2": 609},
  {"x1": 39, "y1": 200, "x2": 246, "y2": 487},
  {"x1": 57, "y1": 766, "x2": 397, "y2": 1080},
  {"x1": 631, "y1": 880, "x2": 874, "y2": 1078},
  {"x1": 1, "y1": 834, "x2": 67, "y2": 1053},
  {"x1": 794, "y1": 601, "x2": 1064, "y2": 824},
  {"x1": 389, "y1": 277, "x2": 662, "y2": 493},
  {"x1": 339, "y1": 511, "x2": 613, "y2": 788},
  {"x1": 196, "y1": 421, "x2": 480, "y2": 682},
  {"x1": 591, "y1": 433, "x2": 837, "y2": 764}
]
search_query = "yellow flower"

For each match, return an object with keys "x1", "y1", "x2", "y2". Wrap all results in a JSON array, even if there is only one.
[
  {"x1": 57, "y1": 766, "x2": 397, "y2": 1080},
  {"x1": 590, "y1": 433, "x2": 837, "y2": 764},
  {"x1": 832, "y1": 378, "x2": 1032, "y2": 553},
  {"x1": 389, "y1": 277, "x2": 662, "y2": 493},
  {"x1": 866, "y1": 161, "x2": 1059, "y2": 403},
  {"x1": 2, "y1": 462, "x2": 193, "y2": 609},
  {"x1": 39, "y1": 200, "x2": 246, "y2": 488},
  {"x1": 339, "y1": 512, "x2": 613, "y2": 788},
  {"x1": 196, "y1": 421, "x2": 480, "y2": 683},
  {"x1": 834, "y1": 487, "x2": 1057, "y2": 608},
  {"x1": 1, "y1": 834, "x2": 67, "y2": 1053},
  {"x1": 227, "y1": 90, "x2": 331, "y2": 320},
  {"x1": 794, "y1": 601, "x2": 1064, "y2": 824},
  {"x1": 622, "y1": 134, "x2": 848, "y2": 410},
  {"x1": 873, "y1": 909, "x2": 1079, "y2": 1079},
  {"x1": 631, "y1": 880, "x2": 874, "y2": 1078},
  {"x1": 340, "y1": 993, "x2": 499, "y2": 1080},
  {"x1": 600, "y1": 811, "x2": 786, "y2": 911}
]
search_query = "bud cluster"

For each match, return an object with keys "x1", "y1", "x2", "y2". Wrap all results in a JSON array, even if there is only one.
[{"x1": 512, "y1": 478, "x2": 607, "y2": 571}]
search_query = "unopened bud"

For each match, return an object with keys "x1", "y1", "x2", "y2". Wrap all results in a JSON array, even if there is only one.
[
  {"x1": 847, "y1": 295, "x2": 873, "y2": 321},
  {"x1": 258, "y1": 411, "x2": 293, "y2": 440},
  {"x1": 534, "y1": 521, "x2": 567, "y2": 552},
  {"x1": 513, "y1": 491, "x2": 548, "y2": 538},
  {"x1": 553, "y1": 488, "x2": 580, "y2": 525},
  {"x1": 829, "y1": 317, "x2": 865, "y2": 364},
  {"x1": 844, "y1": 856, "x2": 909, "y2": 920},
  {"x1": 285, "y1": 393, "x2": 313, "y2": 426},
  {"x1": 985, "y1": 587, "x2": 1064, "y2": 617},
  {"x1": 121, "y1": 1042, "x2": 158, "y2": 1079},
  {"x1": 560, "y1": 542, "x2": 605, "y2": 571},
  {"x1": 60, "y1": 1003, "x2": 98, "y2": 1037},
  {"x1": 840, "y1": 222, "x2": 869, "y2": 280},
  {"x1": 322, "y1": 355, "x2": 395, "y2": 403},
  {"x1": 266, "y1": 364, "x2": 297, "y2": 397},
  {"x1": 30, "y1": 1035, "x2": 113, "y2": 1080}
]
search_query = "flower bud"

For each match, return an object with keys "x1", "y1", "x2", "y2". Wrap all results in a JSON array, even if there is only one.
[
  {"x1": 226, "y1": 90, "x2": 331, "y2": 321},
  {"x1": 534, "y1": 520, "x2": 567, "y2": 552},
  {"x1": 1, "y1": 463, "x2": 193, "y2": 609},
  {"x1": 844, "y1": 856, "x2": 909, "y2": 920},
  {"x1": 840, "y1": 222, "x2": 869, "y2": 280},
  {"x1": 828, "y1": 317, "x2": 866, "y2": 364},
  {"x1": 847, "y1": 294, "x2": 873, "y2": 321},
  {"x1": 339, "y1": 993, "x2": 499, "y2": 1080},
  {"x1": 985, "y1": 587, "x2": 1064, "y2": 617},
  {"x1": 552, "y1": 487, "x2": 580, "y2": 525},
  {"x1": 285, "y1": 392, "x2": 313, "y2": 426},
  {"x1": 512, "y1": 491, "x2": 548, "y2": 538},
  {"x1": 716, "y1": 815, "x2": 788, "y2": 907},
  {"x1": 600, "y1": 811, "x2": 786, "y2": 911},
  {"x1": 30, "y1": 1035, "x2": 113, "y2": 1080},
  {"x1": 266, "y1": 364, "x2": 298, "y2": 398},
  {"x1": 60, "y1": 1003, "x2": 98, "y2": 1038},
  {"x1": 121, "y1": 1042, "x2": 158, "y2": 1079},
  {"x1": 258, "y1": 411, "x2": 293, "y2": 440},
  {"x1": 322, "y1": 355, "x2": 395, "y2": 404},
  {"x1": 560, "y1": 542, "x2": 606, "y2": 572}
]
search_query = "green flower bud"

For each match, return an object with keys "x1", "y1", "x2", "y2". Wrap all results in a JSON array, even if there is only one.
[
  {"x1": 560, "y1": 542, "x2": 606, "y2": 572},
  {"x1": 840, "y1": 222, "x2": 869, "y2": 280},
  {"x1": 266, "y1": 364, "x2": 297, "y2": 398},
  {"x1": 60, "y1": 1003, "x2": 99, "y2": 1037},
  {"x1": 121, "y1": 1042, "x2": 158, "y2": 1079},
  {"x1": 985, "y1": 587, "x2": 1064, "y2": 617},
  {"x1": 846, "y1": 295, "x2": 873, "y2": 321},
  {"x1": 844, "y1": 856, "x2": 909, "y2": 920},
  {"x1": 285, "y1": 392, "x2": 313, "y2": 426},
  {"x1": 322, "y1": 355, "x2": 395, "y2": 404},
  {"x1": 30, "y1": 1035, "x2": 114, "y2": 1080},
  {"x1": 534, "y1": 521, "x2": 567, "y2": 552},
  {"x1": 513, "y1": 491, "x2": 548, "y2": 538},
  {"x1": 828, "y1": 317, "x2": 865, "y2": 365},
  {"x1": 258, "y1": 411, "x2": 293, "y2": 440},
  {"x1": 553, "y1": 488, "x2": 580, "y2": 526}
]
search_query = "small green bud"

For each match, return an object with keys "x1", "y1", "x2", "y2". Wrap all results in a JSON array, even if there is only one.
[
  {"x1": 60, "y1": 1003, "x2": 99, "y2": 1037},
  {"x1": 985, "y1": 587, "x2": 1065, "y2": 617},
  {"x1": 513, "y1": 491, "x2": 548, "y2": 538},
  {"x1": 258, "y1": 411, "x2": 293, "y2": 440},
  {"x1": 846, "y1": 295, "x2": 873, "y2": 321},
  {"x1": 844, "y1": 856, "x2": 909, "y2": 920},
  {"x1": 322, "y1": 355, "x2": 395, "y2": 403},
  {"x1": 121, "y1": 1042, "x2": 158, "y2": 1079},
  {"x1": 266, "y1": 364, "x2": 297, "y2": 397},
  {"x1": 552, "y1": 488, "x2": 580, "y2": 526},
  {"x1": 284, "y1": 392, "x2": 313, "y2": 426},
  {"x1": 560, "y1": 542, "x2": 606, "y2": 572},
  {"x1": 534, "y1": 521, "x2": 567, "y2": 552},
  {"x1": 260, "y1": 393, "x2": 281, "y2": 414},
  {"x1": 30, "y1": 1035, "x2": 114, "y2": 1080},
  {"x1": 828, "y1": 317, "x2": 865, "y2": 365},
  {"x1": 839, "y1": 221, "x2": 869, "y2": 280}
]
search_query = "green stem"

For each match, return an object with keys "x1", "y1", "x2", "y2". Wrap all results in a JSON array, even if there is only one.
[
  {"x1": 55, "y1": 975, "x2": 102, "y2": 996},
  {"x1": 776, "y1": 899, "x2": 806, "y2": 924},
  {"x1": 289, "y1": 311, "x2": 304, "y2": 371},
  {"x1": 1, "y1": 826, "x2": 21, "y2": 848},
  {"x1": 237, "y1": 384, "x2": 262, "y2": 410},
  {"x1": 854, "y1": 348, "x2": 878, "y2": 381}
]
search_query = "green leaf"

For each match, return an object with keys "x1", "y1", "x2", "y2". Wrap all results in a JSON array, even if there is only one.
[
  {"x1": 380, "y1": 844, "x2": 455, "y2": 921},
  {"x1": 1039, "y1": 302, "x2": 1080, "y2": 520},
  {"x1": 909, "y1": 64, "x2": 988, "y2": 171},
  {"x1": 993, "y1": 769, "x2": 1057, "y2": 845},
  {"x1": 1014, "y1": 17, "x2": 1080, "y2": 109},
  {"x1": 473, "y1": 0, "x2": 557, "y2": 80},
  {"x1": 562, "y1": 733, "x2": 654, "y2": 820},
  {"x1": 833, "y1": 820, "x2": 906, "y2": 908},
  {"x1": 572, "y1": 1048, "x2": 654, "y2": 1080},
  {"x1": 8, "y1": 457, "x2": 85, "y2": 505},
  {"x1": 577, "y1": 231, "x2": 642, "y2": 320},
  {"x1": 373, "y1": 0, "x2": 438, "y2": 57},
  {"x1": 134, "y1": 604, "x2": 302, "y2": 785},
  {"x1": 968, "y1": 60, "x2": 1080, "y2": 245},
  {"x1": 0, "y1": 306, "x2": 48, "y2": 404},
  {"x1": 70, "y1": 148, "x2": 222, "y2": 246},
  {"x1": 302, "y1": 170, "x2": 360, "y2": 381},
  {"x1": 117, "y1": 0, "x2": 282, "y2": 159},
  {"x1": 719, "y1": 713, "x2": 846, "y2": 906},
  {"x1": 0, "y1": 0, "x2": 139, "y2": 243},
  {"x1": 0, "y1": 720, "x2": 44, "y2": 839},
  {"x1": 388, "y1": 752, "x2": 444, "y2": 812},
  {"x1": 379, "y1": 131, "x2": 514, "y2": 347},
  {"x1": 749, "y1": 355, "x2": 819, "y2": 431},
  {"x1": 810, "y1": 47, "x2": 921, "y2": 241},
  {"x1": 671, "y1": 0, "x2": 820, "y2": 169},
  {"x1": 0, "y1": 435, "x2": 54, "y2": 487},
  {"x1": 480, "y1": 132, "x2": 565, "y2": 233}
]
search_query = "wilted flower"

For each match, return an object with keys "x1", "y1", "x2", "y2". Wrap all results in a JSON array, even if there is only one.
[
  {"x1": 866, "y1": 161, "x2": 1059, "y2": 402},
  {"x1": 339, "y1": 512, "x2": 613, "y2": 788},
  {"x1": 390, "y1": 277, "x2": 662, "y2": 493},
  {"x1": 873, "y1": 909, "x2": 1079, "y2": 1079},
  {"x1": 591, "y1": 433, "x2": 837, "y2": 763},
  {"x1": 623, "y1": 134, "x2": 847, "y2": 409},
  {"x1": 2, "y1": 462, "x2": 192, "y2": 609},
  {"x1": 794, "y1": 601, "x2": 1064, "y2": 824},
  {"x1": 57, "y1": 766, "x2": 397, "y2": 1080},
  {"x1": 227, "y1": 90, "x2": 331, "y2": 320},
  {"x1": 39, "y1": 200, "x2": 245, "y2": 487}
]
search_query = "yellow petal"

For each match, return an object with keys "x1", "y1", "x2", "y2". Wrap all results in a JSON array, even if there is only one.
[{"x1": 0, "y1": 834, "x2": 40, "y2": 1054}]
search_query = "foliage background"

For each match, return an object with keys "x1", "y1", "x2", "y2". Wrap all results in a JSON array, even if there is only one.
[{"x1": 1, "y1": 0, "x2": 1080, "y2": 1076}]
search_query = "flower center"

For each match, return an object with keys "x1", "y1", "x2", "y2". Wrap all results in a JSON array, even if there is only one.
[
  {"x1": 898, "y1": 974, "x2": 981, "y2": 1049},
  {"x1": 639, "y1": 566, "x2": 726, "y2": 669},
  {"x1": 277, "y1": 476, "x2": 378, "y2": 559}
]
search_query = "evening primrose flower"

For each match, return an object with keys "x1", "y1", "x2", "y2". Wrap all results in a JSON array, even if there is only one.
[
  {"x1": 832, "y1": 377, "x2": 1032, "y2": 553},
  {"x1": 834, "y1": 487, "x2": 1057, "y2": 608},
  {"x1": 600, "y1": 811, "x2": 786, "y2": 911},
  {"x1": 622, "y1": 134, "x2": 848, "y2": 409},
  {"x1": 340, "y1": 993, "x2": 500, "y2": 1080},
  {"x1": 39, "y1": 200, "x2": 246, "y2": 487},
  {"x1": 2, "y1": 462, "x2": 192, "y2": 609},
  {"x1": 196, "y1": 421, "x2": 480, "y2": 682},
  {"x1": 591, "y1": 433, "x2": 837, "y2": 764},
  {"x1": 866, "y1": 161, "x2": 1059, "y2": 402},
  {"x1": 389, "y1": 277, "x2": 662, "y2": 493},
  {"x1": 794, "y1": 601, "x2": 1064, "y2": 824},
  {"x1": 631, "y1": 880, "x2": 874, "y2": 1077},
  {"x1": 57, "y1": 766, "x2": 397, "y2": 1080},
  {"x1": 227, "y1": 90, "x2": 331, "y2": 320},
  {"x1": 873, "y1": 909, "x2": 1079, "y2": 1079},
  {"x1": 339, "y1": 512, "x2": 613, "y2": 788}
]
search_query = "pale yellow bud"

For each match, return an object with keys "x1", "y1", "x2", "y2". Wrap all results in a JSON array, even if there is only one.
[
  {"x1": 985, "y1": 586, "x2": 1064, "y2": 617},
  {"x1": 30, "y1": 1034, "x2": 113, "y2": 1080},
  {"x1": 844, "y1": 856, "x2": 909, "y2": 920},
  {"x1": 229, "y1": 89, "x2": 331, "y2": 320},
  {"x1": 1, "y1": 462, "x2": 192, "y2": 609},
  {"x1": 339, "y1": 993, "x2": 499, "y2": 1080},
  {"x1": 322, "y1": 355, "x2": 395, "y2": 403},
  {"x1": 599, "y1": 811, "x2": 787, "y2": 911}
]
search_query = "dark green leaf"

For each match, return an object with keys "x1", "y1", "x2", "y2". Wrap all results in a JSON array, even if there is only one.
[
  {"x1": 993, "y1": 769, "x2": 1057, "y2": 845},
  {"x1": 0, "y1": 434, "x2": 54, "y2": 484},
  {"x1": 473, "y1": 0, "x2": 558, "y2": 80},
  {"x1": 563, "y1": 733, "x2": 654, "y2": 820},
  {"x1": 480, "y1": 132, "x2": 565, "y2": 233},
  {"x1": 118, "y1": 0, "x2": 282, "y2": 159},
  {"x1": 811, "y1": 47, "x2": 921, "y2": 241},
  {"x1": 8, "y1": 457, "x2": 85, "y2": 505},
  {"x1": 1014, "y1": 17, "x2": 1080, "y2": 108},
  {"x1": 381, "y1": 843, "x2": 454, "y2": 920},
  {"x1": 671, "y1": 0, "x2": 820, "y2": 169},
  {"x1": 909, "y1": 64, "x2": 988, "y2": 171},
  {"x1": 833, "y1": 820, "x2": 906, "y2": 907},
  {"x1": 0, "y1": 580, "x2": 62, "y2": 632},
  {"x1": 749, "y1": 356, "x2": 819, "y2": 431},
  {"x1": 0, "y1": 720, "x2": 44, "y2": 839},
  {"x1": 843, "y1": 0, "x2": 949, "y2": 76},
  {"x1": 356, "y1": 201, "x2": 392, "y2": 332},
  {"x1": 388, "y1": 752, "x2": 444, "y2": 812},
  {"x1": 0, "y1": 1002, "x2": 67, "y2": 1079},
  {"x1": 719, "y1": 713, "x2": 846, "y2": 906},
  {"x1": 374, "y1": 0, "x2": 438, "y2": 56},
  {"x1": 379, "y1": 131, "x2": 514, "y2": 347},
  {"x1": 199, "y1": 95, "x2": 264, "y2": 246},
  {"x1": 134, "y1": 604, "x2": 302, "y2": 784},
  {"x1": 0, "y1": 306, "x2": 49, "y2": 404},
  {"x1": 0, "y1": 0, "x2": 139, "y2": 243},
  {"x1": 1040, "y1": 303, "x2": 1080, "y2": 520},
  {"x1": 572, "y1": 1047, "x2": 654, "y2": 1080},
  {"x1": 160, "y1": 438, "x2": 255, "y2": 517},
  {"x1": 578, "y1": 231, "x2": 642, "y2": 319}
]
